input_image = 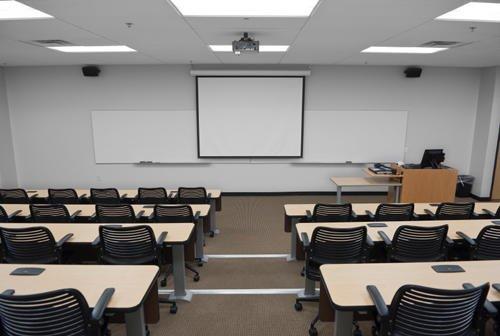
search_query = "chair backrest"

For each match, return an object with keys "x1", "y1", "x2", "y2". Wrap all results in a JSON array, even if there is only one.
[
  {"x1": 435, "y1": 202, "x2": 475, "y2": 220},
  {"x1": 312, "y1": 203, "x2": 352, "y2": 222},
  {"x1": 0, "y1": 189, "x2": 29, "y2": 204},
  {"x1": 176, "y1": 187, "x2": 208, "y2": 204},
  {"x1": 48, "y1": 188, "x2": 79, "y2": 204},
  {"x1": 90, "y1": 188, "x2": 121, "y2": 204},
  {"x1": 0, "y1": 288, "x2": 92, "y2": 336},
  {"x1": 95, "y1": 204, "x2": 136, "y2": 223},
  {"x1": 390, "y1": 225, "x2": 448, "y2": 262},
  {"x1": 153, "y1": 205, "x2": 194, "y2": 223},
  {"x1": 30, "y1": 204, "x2": 70, "y2": 223},
  {"x1": 309, "y1": 226, "x2": 368, "y2": 264},
  {"x1": 0, "y1": 226, "x2": 57, "y2": 263},
  {"x1": 99, "y1": 225, "x2": 156, "y2": 264},
  {"x1": 0, "y1": 206, "x2": 7, "y2": 222},
  {"x1": 474, "y1": 225, "x2": 500, "y2": 260},
  {"x1": 388, "y1": 284, "x2": 489, "y2": 336},
  {"x1": 375, "y1": 203, "x2": 414, "y2": 221},
  {"x1": 137, "y1": 187, "x2": 169, "y2": 204}
]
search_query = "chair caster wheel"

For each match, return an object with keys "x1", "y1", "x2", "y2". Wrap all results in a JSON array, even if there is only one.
[
  {"x1": 309, "y1": 327, "x2": 318, "y2": 336},
  {"x1": 160, "y1": 279, "x2": 167, "y2": 287},
  {"x1": 170, "y1": 305, "x2": 178, "y2": 314},
  {"x1": 194, "y1": 275, "x2": 200, "y2": 282},
  {"x1": 209, "y1": 231, "x2": 215, "y2": 237},
  {"x1": 294, "y1": 302, "x2": 303, "y2": 311},
  {"x1": 197, "y1": 262, "x2": 204, "y2": 267}
]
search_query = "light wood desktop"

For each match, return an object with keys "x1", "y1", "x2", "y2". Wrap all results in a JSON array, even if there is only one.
[
  {"x1": 0, "y1": 264, "x2": 160, "y2": 336},
  {"x1": 320, "y1": 260, "x2": 500, "y2": 336},
  {"x1": 330, "y1": 177, "x2": 402, "y2": 204}
]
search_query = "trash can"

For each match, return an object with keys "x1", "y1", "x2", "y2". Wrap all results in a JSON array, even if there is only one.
[{"x1": 456, "y1": 175, "x2": 474, "y2": 197}]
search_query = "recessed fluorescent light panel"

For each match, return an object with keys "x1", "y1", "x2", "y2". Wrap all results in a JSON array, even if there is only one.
[
  {"x1": 436, "y1": 2, "x2": 500, "y2": 23},
  {"x1": 48, "y1": 46, "x2": 137, "y2": 53},
  {"x1": 209, "y1": 45, "x2": 289, "y2": 52},
  {"x1": 362, "y1": 46, "x2": 447, "y2": 54},
  {"x1": 0, "y1": 0, "x2": 53, "y2": 20},
  {"x1": 170, "y1": 0, "x2": 319, "y2": 17}
]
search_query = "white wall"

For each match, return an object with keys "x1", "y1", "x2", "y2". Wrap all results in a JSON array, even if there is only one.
[
  {"x1": 4, "y1": 65, "x2": 480, "y2": 192},
  {"x1": 0, "y1": 68, "x2": 17, "y2": 187}
]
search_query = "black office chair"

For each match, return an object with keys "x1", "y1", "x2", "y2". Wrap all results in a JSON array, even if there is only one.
[
  {"x1": 296, "y1": 226, "x2": 372, "y2": 336},
  {"x1": 152, "y1": 205, "x2": 201, "y2": 282},
  {"x1": 137, "y1": 187, "x2": 169, "y2": 204},
  {"x1": 306, "y1": 203, "x2": 354, "y2": 222},
  {"x1": 0, "y1": 206, "x2": 8, "y2": 222},
  {"x1": 95, "y1": 225, "x2": 177, "y2": 314},
  {"x1": 0, "y1": 287, "x2": 114, "y2": 336},
  {"x1": 94, "y1": 204, "x2": 143, "y2": 223},
  {"x1": 0, "y1": 226, "x2": 72, "y2": 264},
  {"x1": 367, "y1": 283, "x2": 493, "y2": 336},
  {"x1": 366, "y1": 203, "x2": 415, "y2": 221},
  {"x1": 30, "y1": 204, "x2": 80, "y2": 223},
  {"x1": 0, "y1": 188, "x2": 34, "y2": 204},
  {"x1": 378, "y1": 225, "x2": 450, "y2": 262},
  {"x1": 175, "y1": 187, "x2": 213, "y2": 236},
  {"x1": 426, "y1": 202, "x2": 475, "y2": 220},
  {"x1": 458, "y1": 225, "x2": 500, "y2": 260},
  {"x1": 49, "y1": 188, "x2": 86, "y2": 204},
  {"x1": 482, "y1": 206, "x2": 500, "y2": 219},
  {"x1": 90, "y1": 188, "x2": 124, "y2": 204}
]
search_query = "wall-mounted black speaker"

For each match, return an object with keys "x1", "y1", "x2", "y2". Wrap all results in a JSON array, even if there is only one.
[
  {"x1": 404, "y1": 67, "x2": 422, "y2": 78},
  {"x1": 82, "y1": 65, "x2": 100, "y2": 77}
]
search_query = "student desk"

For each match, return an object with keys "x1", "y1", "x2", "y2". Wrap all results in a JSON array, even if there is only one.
[
  {"x1": 330, "y1": 177, "x2": 402, "y2": 204},
  {"x1": 0, "y1": 264, "x2": 160, "y2": 336},
  {"x1": 0, "y1": 222, "x2": 195, "y2": 302},
  {"x1": 1, "y1": 203, "x2": 209, "y2": 262},
  {"x1": 319, "y1": 260, "x2": 500, "y2": 336}
]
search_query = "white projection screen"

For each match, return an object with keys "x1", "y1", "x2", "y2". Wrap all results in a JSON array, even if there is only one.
[{"x1": 197, "y1": 77, "x2": 304, "y2": 158}]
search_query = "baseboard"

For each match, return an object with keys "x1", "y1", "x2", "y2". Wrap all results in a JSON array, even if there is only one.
[
  {"x1": 221, "y1": 191, "x2": 387, "y2": 197},
  {"x1": 470, "y1": 193, "x2": 491, "y2": 202}
]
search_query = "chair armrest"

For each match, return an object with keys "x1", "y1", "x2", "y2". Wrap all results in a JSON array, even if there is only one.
[
  {"x1": 79, "y1": 193, "x2": 88, "y2": 200},
  {"x1": 194, "y1": 211, "x2": 201, "y2": 221},
  {"x1": 351, "y1": 212, "x2": 358, "y2": 220},
  {"x1": 89, "y1": 213, "x2": 97, "y2": 222},
  {"x1": 366, "y1": 235, "x2": 374, "y2": 248},
  {"x1": 493, "y1": 283, "x2": 500, "y2": 293},
  {"x1": 91, "y1": 236, "x2": 100, "y2": 247},
  {"x1": 168, "y1": 191, "x2": 176, "y2": 199},
  {"x1": 7, "y1": 209, "x2": 22, "y2": 220},
  {"x1": 378, "y1": 231, "x2": 392, "y2": 246},
  {"x1": 305, "y1": 210, "x2": 313, "y2": 222},
  {"x1": 483, "y1": 209, "x2": 496, "y2": 217},
  {"x1": 91, "y1": 288, "x2": 115, "y2": 321},
  {"x1": 56, "y1": 233, "x2": 74, "y2": 248},
  {"x1": 25, "y1": 215, "x2": 32, "y2": 221},
  {"x1": 148, "y1": 213, "x2": 155, "y2": 221},
  {"x1": 1, "y1": 289, "x2": 15, "y2": 295},
  {"x1": 301, "y1": 232, "x2": 310, "y2": 250},
  {"x1": 28, "y1": 194, "x2": 39, "y2": 201},
  {"x1": 463, "y1": 283, "x2": 497, "y2": 317},
  {"x1": 366, "y1": 285, "x2": 389, "y2": 318},
  {"x1": 445, "y1": 236, "x2": 454, "y2": 246},
  {"x1": 70, "y1": 210, "x2": 82, "y2": 221},
  {"x1": 456, "y1": 231, "x2": 476, "y2": 246},
  {"x1": 120, "y1": 193, "x2": 128, "y2": 200},
  {"x1": 412, "y1": 212, "x2": 420, "y2": 220},
  {"x1": 207, "y1": 193, "x2": 212, "y2": 199},
  {"x1": 424, "y1": 209, "x2": 436, "y2": 218},
  {"x1": 135, "y1": 210, "x2": 145, "y2": 219},
  {"x1": 366, "y1": 210, "x2": 375, "y2": 220},
  {"x1": 157, "y1": 231, "x2": 168, "y2": 246}
]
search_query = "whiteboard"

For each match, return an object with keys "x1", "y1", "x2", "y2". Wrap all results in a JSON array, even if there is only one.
[
  {"x1": 91, "y1": 110, "x2": 198, "y2": 163},
  {"x1": 302, "y1": 110, "x2": 408, "y2": 163}
]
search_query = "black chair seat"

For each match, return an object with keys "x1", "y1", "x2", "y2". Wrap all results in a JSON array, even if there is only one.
[
  {"x1": 101, "y1": 254, "x2": 157, "y2": 265},
  {"x1": 5, "y1": 255, "x2": 59, "y2": 264}
]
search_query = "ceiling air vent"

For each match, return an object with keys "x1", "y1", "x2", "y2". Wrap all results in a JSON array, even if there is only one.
[
  {"x1": 420, "y1": 41, "x2": 472, "y2": 48},
  {"x1": 22, "y1": 39, "x2": 73, "y2": 47}
]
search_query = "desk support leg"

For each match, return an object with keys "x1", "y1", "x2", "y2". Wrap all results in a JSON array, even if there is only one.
[
  {"x1": 169, "y1": 244, "x2": 192, "y2": 302},
  {"x1": 334, "y1": 310, "x2": 353, "y2": 336},
  {"x1": 195, "y1": 217, "x2": 207, "y2": 262},
  {"x1": 395, "y1": 186, "x2": 401, "y2": 203},
  {"x1": 287, "y1": 218, "x2": 298, "y2": 261},
  {"x1": 336, "y1": 186, "x2": 342, "y2": 204},
  {"x1": 209, "y1": 199, "x2": 219, "y2": 235},
  {"x1": 298, "y1": 277, "x2": 318, "y2": 298},
  {"x1": 125, "y1": 305, "x2": 146, "y2": 336}
]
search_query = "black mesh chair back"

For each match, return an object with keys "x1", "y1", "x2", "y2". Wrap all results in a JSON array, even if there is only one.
[
  {"x1": 0, "y1": 189, "x2": 29, "y2": 204},
  {"x1": 177, "y1": 187, "x2": 208, "y2": 204},
  {"x1": 30, "y1": 204, "x2": 71, "y2": 223},
  {"x1": 153, "y1": 205, "x2": 194, "y2": 223},
  {"x1": 387, "y1": 284, "x2": 489, "y2": 336},
  {"x1": 0, "y1": 226, "x2": 58, "y2": 264},
  {"x1": 0, "y1": 288, "x2": 93, "y2": 336},
  {"x1": 435, "y1": 202, "x2": 475, "y2": 220},
  {"x1": 138, "y1": 187, "x2": 169, "y2": 204},
  {"x1": 375, "y1": 203, "x2": 414, "y2": 221},
  {"x1": 48, "y1": 188, "x2": 80, "y2": 204},
  {"x1": 90, "y1": 188, "x2": 121, "y2": 204},
  {"x1": 95, "y1": 204, "x2": 136, "y2": 223},
  {"x1": 99, "y1": 225, "x2": 157, "y2": 265},
  {"x1": 390, "y1": 225, "x2": 448, "y2": 262},
  {"x1": 312, "y1": 204, "x2": 352, "y2": 222},
  {"x1": 0, "y1": 206, "x2": 7, "y2": 222},
  {"x1": 474, "y1": 225, "x2": 500, "y2": 260},
  {"x1": 306, "y1": 226, "x2": 368, "y2": 281}
]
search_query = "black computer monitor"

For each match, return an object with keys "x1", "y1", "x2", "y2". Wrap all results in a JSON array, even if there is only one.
[{"x1": 420, "y1": 149, "x2": 445, "y2": 169}]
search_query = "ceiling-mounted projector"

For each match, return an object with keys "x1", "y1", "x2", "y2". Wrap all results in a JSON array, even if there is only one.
[{"x1": 232, "y1": 32, "x2": 259, "y2": 55}]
